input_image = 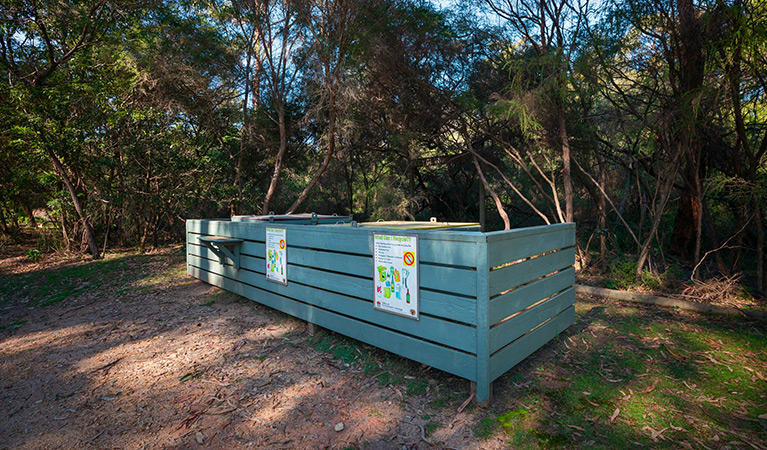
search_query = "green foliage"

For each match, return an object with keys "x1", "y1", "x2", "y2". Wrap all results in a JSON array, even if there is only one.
[
  {"x1": 25, "y1": 249, "x2": 41, "y2": 263},
  {"x1": 606, "y1": 259, "x2": 638, "y2": 290},
  {"x1": 0, "y1": 0, "x2": 765, "y2": 295},
  {"x1": 606, "y1": 258, "x2": 683, "y2": 291}
]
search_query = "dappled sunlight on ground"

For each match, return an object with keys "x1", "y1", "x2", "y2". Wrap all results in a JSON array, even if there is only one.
[{"x1": 2, "y1": 248, "x2": 766, "y2": 449}]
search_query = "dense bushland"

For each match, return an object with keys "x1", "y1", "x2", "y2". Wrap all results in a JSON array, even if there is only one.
[{"x1": 1, "y1": 0, "x2": 765, "y2": 293}]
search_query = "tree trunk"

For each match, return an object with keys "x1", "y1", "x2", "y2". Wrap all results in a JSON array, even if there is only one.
[
  {"x1": 669, "y1": 0, "x2": 705, "y2": 262},
  {"x1": 48, "y1": 150, "x2": 99, "y2": 259},
  {"x1": 0, "y1": 204, "x2": 8, "y2": 233},
  {"x1": 286, "y1": 88, "x2": 338, "y2": 214},
  {"x1": 597, "y1": 155, "x2": 608, "y2": 269},
  {"x1": 263, "y1": 102, "x2": 288, "y2": 214},
  {"x1": 20, "y1": 202, "x2": 37, "y2": 227},
  {"x1": 60, "y1": 212, "x2": 70, "y2": 251},
  {"x1": 669, "y1": 190, "x2": 701, "y2": 260},
  {"x1": 636, "y1": 153, "x2": 682, "y2": 277},
  {"x1": 756, "y1": 195, "x2": 764, "y2": 292},
  {"x1": 702, "y1": 198, "x2": 728, "y2": 276},
  {"x1": 558, "y1": 107, "x2": 573, "y2": 223},
  {"x1": 102, "y1": 205, "x2": 112, "y2": 256},
  {"x1": 235, "y1": 48, "x2": 252, "y2": 216}
]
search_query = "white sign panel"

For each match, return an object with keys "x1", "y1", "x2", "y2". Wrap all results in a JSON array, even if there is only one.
[
  {"x1": 373, "y1": 233, "x2": 419, "y2": 320},
  {"x1": 266, "y1": 227, "x2": 287, "y2": 285}
]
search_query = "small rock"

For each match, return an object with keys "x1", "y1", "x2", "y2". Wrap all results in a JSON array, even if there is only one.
[
  {"x1": 195, "y1": 431, "x2": 204, "y2": 444},
  {"x1": 334, "y1": 423, "x2": 345, "y2": 432}
]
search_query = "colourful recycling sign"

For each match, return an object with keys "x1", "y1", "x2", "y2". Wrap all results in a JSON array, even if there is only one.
[
  {"x1": 266, "y1": 227, "x2": 287, "y2": 285},
  {"x1": 373, "y1": 234, "x2": 419, "y2": 320}
]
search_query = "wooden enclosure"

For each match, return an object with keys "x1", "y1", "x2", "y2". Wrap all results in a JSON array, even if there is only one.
[{"x1": 186, "y1": 219, "x2": 575, "y2": 402}]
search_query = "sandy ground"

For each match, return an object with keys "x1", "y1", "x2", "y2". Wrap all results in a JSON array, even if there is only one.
[{"x1": 0, "y1": 246, "x2": 512, "y2": 450}]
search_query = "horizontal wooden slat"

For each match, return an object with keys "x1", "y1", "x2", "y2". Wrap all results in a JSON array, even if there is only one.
[
  {"x1": 190, "y1": 238, "x2": 478, "y2": 297},
  {"x1": 188, "y1": 248, "x2": 475, "y2": 326},
  {"x1": 187, "y1": 220, "x2": 481, "y2": 267},
  {"x1": 190, "y1": 245, "x2": 477, "y2": 324},
  {"x1": 197, "y1": 236, "x2": 243, "y2": 244},
  {"x1": 488, "y1": 305, "x2": 574, "y2": 381},
  {"x1": 489, "y1": 287, "x2": 574, "y2": 353},
  {"x1": 189, "y1": 265, "x2": 477, "y2": 380},
  {"x1": 488, "y1": 268, "x2": 575, "y2": 324},
  {"x1": 489, "y1": 248, "x2": 575, "y2": 297},
  {"x1": 188, "y1": 254, "x2": 477, "y2": 352},
  {"x1": 189, "y1": 243, "x2": 478, "y2": 319},
  {"x1": 485, "y1": 222, "x2": 574, "y2": 243},
  {"x1": 487, "y1": 223, "x2": 575, "y2": 268}
]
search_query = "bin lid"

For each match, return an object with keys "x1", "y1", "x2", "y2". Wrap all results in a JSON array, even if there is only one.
[
  {"x1": 356, "y1": 221, "x2": 480, "y2": 230},
  {"x1": 231, "y1": 213, "x2": 352, "y2": 224}
]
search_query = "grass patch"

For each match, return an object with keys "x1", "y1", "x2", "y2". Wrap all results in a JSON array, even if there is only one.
[
  {"x1": 0, "y1": 251, "x2": 188, "y2": 307},
  {"x1": 471, "y1": 295, "x2": 767, "y2": 447},
  {"x1": 405, "y1": 378, "x2": 428, "y2": 396},
  {"x1": 311, "y1": 330, "x2": 439, "y2": 397},
  {"x1": 473, "y1": 416, "x2": 498, "y2": 439},
  {"x1": 0, "y1": 319, "x2": 28, "y2": 332},
  {"x1": 424, "y1": 421, "x2": 442, "y2": 436}
]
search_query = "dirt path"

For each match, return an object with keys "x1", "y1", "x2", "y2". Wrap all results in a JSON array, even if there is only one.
[
  {"x1": 6, "y1": 244, "x2": 764, "y2": 449},
  {"x1": 0, "y1": 246, "x2": 500, "y2": 450}
]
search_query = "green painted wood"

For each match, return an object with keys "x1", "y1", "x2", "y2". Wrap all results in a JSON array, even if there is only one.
[
  {"x1": 188, "y1": 243, "x2": 478, "y2": 323},
  {"x1": 190, "y1": 237, "x2": 478, "y2": 296},
  {"x1": 188, "y1": 265, "x2": 477, "y2": 380},
  {"x1": 187, "y1": 220, "x2": 481, "y2": 267},
  {"x1": 475, "y1": 236, "x2": 492, "y2": 403},
  {"x1": 488, "y1": 305, "x2": 574, "y2": 381},
  {"x1": 489, "y1": 248, "x2": 576, "y2": 297},
  {"x1": 187, "y1": 219, "x2": 577, "y2": 399},
  {"x1": 197, "y1": 236, "x2": 243, "y2": 244},
  {"x1": 488, "y1": 287, "x2": 575, "y2": 354},
  {"x1": 188, "y1": 254, "x2": 478, "y2": 353},
  {"x1": 283, "y1": 244, "x2": 477, "y2": 297},
  {"x1": 485, "y1": 222, "x2": 574, "y2": 244},
  {"x1": 487, "y1": 223, "x2": 575, "y2": 268},
  {"x1": 488, "y1": 268, "x2": 575, "y2": 324},
  {"x1": 198, "y1": 237, "x2": 242, "y2": 270}
]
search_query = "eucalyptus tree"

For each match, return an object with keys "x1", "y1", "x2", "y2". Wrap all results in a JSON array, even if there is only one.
[
  {"x1": 346, "y1": 1, "x2": 477, "y2": 220},
  {"x1": 709, "y1": 0, "x2": 767, "y2": 289},
  {"x1": 585, "y1": 0, "x2": 756, "y2": 277},
  {"x1": 481, "y1": 0, "x2": 590, "y2": 223},
  {"x1": 1, "y1": 0, "x2": 242, "y2": 253},
  {"x1": 254, "y1": 0, "x2": 306, "y2": 214}
]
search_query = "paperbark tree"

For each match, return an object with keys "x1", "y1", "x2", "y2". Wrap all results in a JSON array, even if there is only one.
[
  {"x1": 286, "y1": 0, "x2": 367, "y2": 214},
  {"x1": 0, "y1": 0, "x2": 121, "y2": 258},
  {"x1": 257, "y1": 0, "x2": 303, "y2": 214}
]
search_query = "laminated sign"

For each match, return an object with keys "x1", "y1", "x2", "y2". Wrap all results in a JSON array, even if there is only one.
[
  {"x1": 265, "y1": 227, "x2": 287, "y2": 285},
  {"x1": 373, "y1": 234, "x2": 419, "y2": 320}
]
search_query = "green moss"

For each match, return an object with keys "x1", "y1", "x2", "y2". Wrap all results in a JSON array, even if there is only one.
[
  {"x1": 473, "y1": 416, "x2": 498, "y2": 439},
  {"x1": 424, "y1": 421, "x2": 442, "y2": 436},
  {"x1": 405, "y1": 379, "x2": 428, "y2": 396}
]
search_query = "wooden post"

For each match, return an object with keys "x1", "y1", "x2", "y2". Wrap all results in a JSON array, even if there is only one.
[
  {"x1": 479, "y1": 181, "x2": 486, "y2": 232},
  {"x1": 475, "y1": 234, "x2": 492, "y2": 405},
  {"x1": 307, "y1": 322, "x2": 321, "y2": 336}
]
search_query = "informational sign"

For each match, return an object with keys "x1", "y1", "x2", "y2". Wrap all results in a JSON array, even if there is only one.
[
  {"x1": 373, "y1": 233, "x2": 419, "y2": 320},
  {"x1": 265, "y1": 227, "x2": 287, "y2": 285}
]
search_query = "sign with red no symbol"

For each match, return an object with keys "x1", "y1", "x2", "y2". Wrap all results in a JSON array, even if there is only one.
[{"x1": 403, "y1": 251, "x2": 415, "y2": 266}]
